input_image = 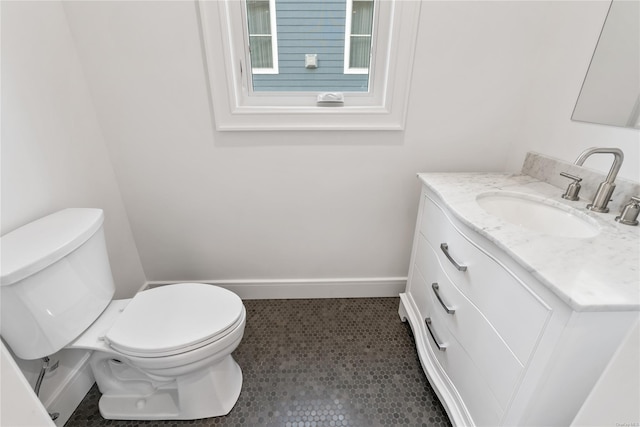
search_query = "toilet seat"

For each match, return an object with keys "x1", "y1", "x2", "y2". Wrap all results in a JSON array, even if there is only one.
[{"x1": 105, "y1": 283, "x2": 244, "y2": 358}]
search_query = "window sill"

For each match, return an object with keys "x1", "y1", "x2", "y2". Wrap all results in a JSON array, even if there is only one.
[{"x1": 214, "y1": 105, "x2": 405, "y2": 131}]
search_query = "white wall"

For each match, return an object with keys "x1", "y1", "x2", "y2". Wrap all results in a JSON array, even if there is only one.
[
  {"x1": 4, "y1": 0, "x2": 636, "y2": 290},
  {"x1": 1, "y1": 1, "x2": 147, "y2": 416},
  {"x1": 505, "y1": 1, "x2": 639, "y2": 181},
  {"x1": 1, "y1": 1, "x2": 146, "y2": 297},
  {"x1": 6, "y1": 1, "x2": 635, "y2": 290},
  {"x1": 62, "y1": 0, "x2": 571, "y2": 284}
]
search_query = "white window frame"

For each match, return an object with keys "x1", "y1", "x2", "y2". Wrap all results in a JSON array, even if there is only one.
[
  {"x1": 246, "y1": 0, "x2": 279, "y2": 74},
  {"x1": 198, "y1": 0, "x2": 422, "y2": 131},
  {"x1": 344, "y1": 0, "x2": 373, "y2": 75}
]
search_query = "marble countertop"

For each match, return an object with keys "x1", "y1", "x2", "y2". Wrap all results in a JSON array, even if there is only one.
[{"x1": 418, "y1": 172, "x2": 640, "y2": 312}]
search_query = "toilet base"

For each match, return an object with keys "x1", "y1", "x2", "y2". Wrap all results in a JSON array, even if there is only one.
[{"x1": 96, "y1": 354, "x2": 243, "y2": 420}]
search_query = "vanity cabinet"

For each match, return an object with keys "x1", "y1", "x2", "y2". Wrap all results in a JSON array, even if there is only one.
[{"x1": 399, "y1": 184, "x2": 638, "y2": 427}]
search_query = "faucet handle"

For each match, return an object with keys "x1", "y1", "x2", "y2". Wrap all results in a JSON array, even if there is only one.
[
  {"x1": 615, "y1": 196, "x2": 640, "y2": 226},
  {"x1": 560, "y1": 172, "x2": 582, "y2": 201}
]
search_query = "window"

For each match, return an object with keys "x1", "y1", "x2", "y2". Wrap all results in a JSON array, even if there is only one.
[
  {"x1": 344, "y1": 0, "x2": 374, "y2": 74},
  {"x1": 198, "y1": 0, "x2": 422, "y2": 131},
  {"x1": 246, "y1": 0, "x2": 278, "y2": 74},
  {"x1": 247, "y1": 0, "x2": 371, "y2": 92}
]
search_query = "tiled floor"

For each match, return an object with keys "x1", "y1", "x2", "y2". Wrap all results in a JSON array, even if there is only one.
[{"x1": 66, "y1": 298, "x2": 451, "y2": 427}]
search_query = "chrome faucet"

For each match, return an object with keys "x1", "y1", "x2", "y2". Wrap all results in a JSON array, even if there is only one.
[{"x1": 574, "y1": 147, "x2": 624, "y2": 213}]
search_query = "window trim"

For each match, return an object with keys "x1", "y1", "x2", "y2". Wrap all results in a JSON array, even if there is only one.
[
  {"x1": 344, "y1": 0, "x2": 373, "y2": 75},
  {"x1": 245, "y1": 0, "x2": 279, "y2": 75},
  {"x1": 198, "y1": 0, "x2": 422, "y2": 131}
]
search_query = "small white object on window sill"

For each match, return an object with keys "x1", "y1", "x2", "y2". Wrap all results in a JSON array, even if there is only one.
[{"x1": 317, "y1": 92, "x2": 344, "y2": 107}]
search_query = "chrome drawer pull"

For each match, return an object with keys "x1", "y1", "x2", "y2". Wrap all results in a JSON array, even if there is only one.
[
  {"x1": 432, "y1": 283, "x2": 455, "y2": 314},
  {"x1": 440, "y1": 243, "x2": 467, "y2": 272},
  {"x1": 425, "y1": 318, "x2": 447, "y2": 351}
]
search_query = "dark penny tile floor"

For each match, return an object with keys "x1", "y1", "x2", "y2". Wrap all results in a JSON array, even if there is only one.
[{"x1": 66, "y1": 298, "x2": 451, "y2": 427}]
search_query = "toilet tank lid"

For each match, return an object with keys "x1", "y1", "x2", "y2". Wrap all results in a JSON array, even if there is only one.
[{"x1": 0, "y1": 209, "x2": 104, "y2": 286}]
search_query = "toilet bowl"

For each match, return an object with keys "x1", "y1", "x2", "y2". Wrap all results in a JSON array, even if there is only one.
[
  {"x1": 0, "y1": 209, "x2": 246, "y2": 420},
  {"x1": 72, "y1": 283, "x2": 246, "y2": 420}
]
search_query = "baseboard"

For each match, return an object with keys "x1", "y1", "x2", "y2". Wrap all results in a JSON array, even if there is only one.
[
  {"x1": 144, "y1": 277, "x2": 407, "y2": 300},
  {"x1": 43, "y1": 351, "x2": 95, "y2": 427}
]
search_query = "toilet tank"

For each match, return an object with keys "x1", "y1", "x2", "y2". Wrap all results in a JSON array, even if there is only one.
[{"x1": 0, "y1": 209, "x2": 115, "y2": 360}]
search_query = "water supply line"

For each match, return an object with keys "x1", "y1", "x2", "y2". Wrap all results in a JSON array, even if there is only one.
[{"x1": 34, "y1": 357, "x2": 60, "y2": 421}]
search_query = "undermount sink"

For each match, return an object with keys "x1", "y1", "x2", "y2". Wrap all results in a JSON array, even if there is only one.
[{"x1": 476, "y1": 192, "x2": 600, "y2": 238}]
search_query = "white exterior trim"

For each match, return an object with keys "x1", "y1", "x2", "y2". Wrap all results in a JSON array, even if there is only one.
[
  {"x1": 245, "y1": 0, "x2": 279, "y2": 75},
  {"x1": 197, "y1": 0, "x2": 422, "y2": 131},
  {"x1": 143, "y1": 277, "x2": 407, "y2": 300},
  {"x1": 343, "y1": 0, "x2": 373, "y2": 75}
]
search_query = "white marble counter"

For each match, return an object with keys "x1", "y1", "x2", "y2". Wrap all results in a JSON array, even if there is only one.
[{"x1": 418, "y1": 172, "x2": 640, "y2": 312}]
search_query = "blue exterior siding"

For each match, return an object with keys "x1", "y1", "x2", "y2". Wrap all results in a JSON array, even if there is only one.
[{"x1": 252, "y1": 0, "x2": 369, "y2": 92}]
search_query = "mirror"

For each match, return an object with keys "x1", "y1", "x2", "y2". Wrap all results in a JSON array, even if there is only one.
[{"x1": 572, "y1": 0, "x2": 639, "y2": 129}]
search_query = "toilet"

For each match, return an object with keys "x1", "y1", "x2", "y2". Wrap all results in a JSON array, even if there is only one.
[{"x1": 0, "y1": 208, "x2": 246, "y2": 420}]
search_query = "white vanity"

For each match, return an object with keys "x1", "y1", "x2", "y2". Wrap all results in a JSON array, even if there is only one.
[{"x1": 399, "y1": 170, "x2": 639, "y2": 426}]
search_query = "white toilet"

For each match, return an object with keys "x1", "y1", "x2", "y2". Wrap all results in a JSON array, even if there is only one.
[{"x1": 0, "y1": 208, "x2": 246, "y2": 420}]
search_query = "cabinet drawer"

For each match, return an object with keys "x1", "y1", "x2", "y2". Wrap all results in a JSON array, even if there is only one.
[
  {"x1": 408, "y1": 265, "x2": 432, "y2": 324},
  {"x1": 420, "y1": 194, "x2": 550, "y2": 363},
  {"x1": 422, "y1": 287, "x2": 504, "y2": 427},
  {"x1": 409, "y1": 236, "x2": 442, "y2": 321},
  {"x1": 416, "y1": 236, "x2": 524, "y2": 409}
]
